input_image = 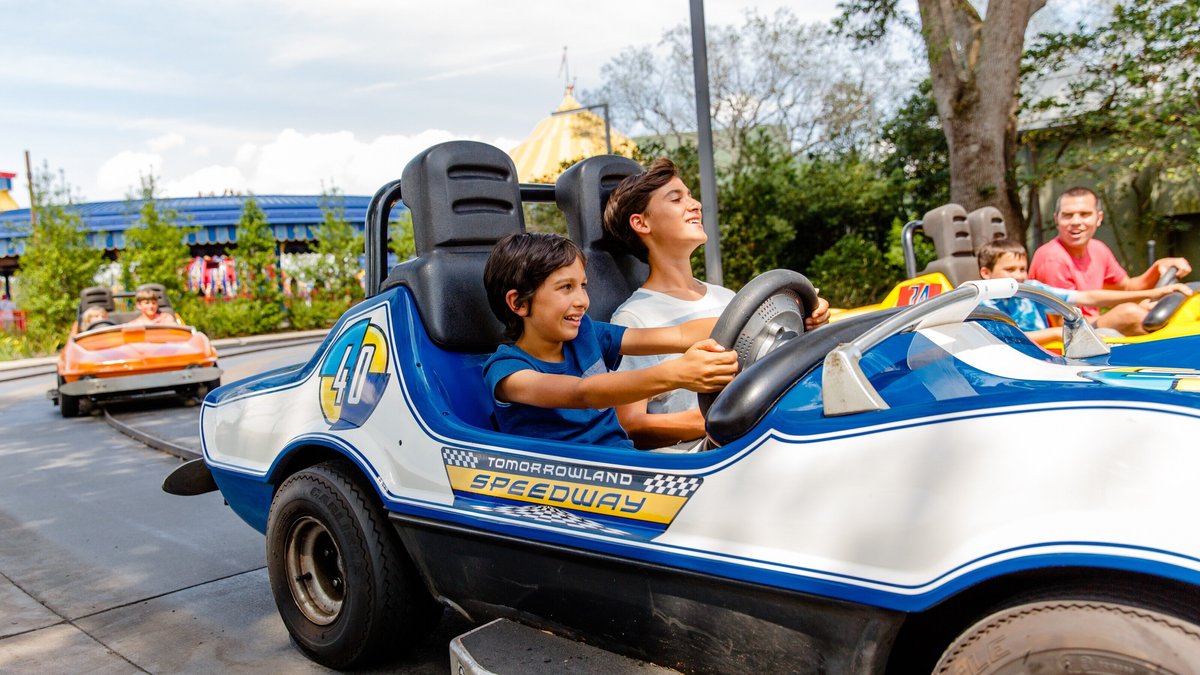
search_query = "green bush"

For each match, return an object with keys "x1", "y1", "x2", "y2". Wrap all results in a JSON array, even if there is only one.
[
  {"x1": 177, "y1": 297, "x2": 284, "y2": 339},
  {"x1": 285, "y1": 299, "x2": 347, "y2": 331},
  {"x1": 808, "y1": 234, "x2": 903, "y2": 308}
]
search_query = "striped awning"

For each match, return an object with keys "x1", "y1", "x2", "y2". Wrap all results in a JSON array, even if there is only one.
[{"x1": 0, "y1": 194, "x2": 388, "y2": 258}]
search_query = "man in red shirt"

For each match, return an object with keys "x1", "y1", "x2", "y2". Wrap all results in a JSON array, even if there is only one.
[{"x1": 1029, "y1": 186, "x2": 1191, "y2": 335}]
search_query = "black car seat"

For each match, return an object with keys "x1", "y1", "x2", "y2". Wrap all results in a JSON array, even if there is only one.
[
  {"x1": 382, "y1": 140, "x2": 526, "y2": 352},
  {"x1": 555, "y1": 155, "x2": 649, "y2": 321},
  {"x1": 919, "y1": 204, "x2": 978, "y2": 286},
  {"x1": 380, "y1": 141, "x2": 526, "y2": 430},
  {"x1": 967, "y1": 206, "x2": 1007, "y2": 249}
]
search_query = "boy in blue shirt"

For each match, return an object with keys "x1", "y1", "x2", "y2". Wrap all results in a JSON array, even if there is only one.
[
  {"x1": 483, "y1": 232, "x2": 738, "y2": 448},
  {"x1": 978, "y1": 238, "x2": 1191, "y2": 345}
]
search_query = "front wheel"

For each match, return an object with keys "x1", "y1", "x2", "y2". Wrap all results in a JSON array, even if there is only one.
[
  {"x1": 935, "y1": 600, "x2": 1200, "y2": 674},
  {"x1": 266, "y1": 461, "x2": 440, "y2": 669}
]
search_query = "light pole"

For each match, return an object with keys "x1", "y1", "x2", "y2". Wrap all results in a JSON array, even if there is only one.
[{"x1": 689, "y1": 0, "x2": 722, "y2": 286}]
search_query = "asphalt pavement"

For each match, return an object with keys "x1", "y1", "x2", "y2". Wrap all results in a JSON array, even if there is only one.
[{"x1": 0, "y1": 335, "x2": 478, "y2": 674}]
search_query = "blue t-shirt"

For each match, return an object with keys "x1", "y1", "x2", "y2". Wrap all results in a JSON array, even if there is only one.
[
  {"x1": 483, "y1": 316, "x2": 632, "y2": 448},
  {"x1": 982, "y1": 279, "x2": 1074, "y2": 331}
]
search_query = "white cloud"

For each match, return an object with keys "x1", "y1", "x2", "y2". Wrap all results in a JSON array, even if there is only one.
[
  {"x1": 154, "y1": 127, "x2": 521, "y2": 198},
  {"x1": 162, "y1": 165, "x2": 247, "y2": 198},
  {"x1": 148, "y1": 133, "x2": 186, "y2": 153},
  {"x1": 267, "y1": 34, "x2": 363, "y2": 68},
  {"x1": 96, "y1": 151, "x2": 163, "y2": 197}
]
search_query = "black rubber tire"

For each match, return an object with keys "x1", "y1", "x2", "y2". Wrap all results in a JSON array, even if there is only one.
[
  {"x1": 934, "y1": 600, "x2": 1200, "y2": 674},
  {"x1": 266, "y1": 460, "x2": 440, "y2": 669},
  {"x1": 58, "y1": 376, "x2": 80, "y2": 418}
]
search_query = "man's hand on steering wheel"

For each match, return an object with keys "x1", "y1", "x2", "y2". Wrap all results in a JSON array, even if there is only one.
[
  {"x1": 1155, "y1": 258, "x2": 1191, "y2": 283},
  {"x1": 806, "y1": 293, "x2": 831, "y2": 331}
]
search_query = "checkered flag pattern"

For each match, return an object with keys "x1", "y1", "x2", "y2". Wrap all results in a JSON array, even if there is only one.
[
  {"x1": 643, "y1": 474, "x2": 702, "y2": 497},
  {"x1": 474, "y1": 504, "x2": 627, "y2": 535},
  {"x1": 441, "y1": 447, "x2": 478, "y2": 468}
]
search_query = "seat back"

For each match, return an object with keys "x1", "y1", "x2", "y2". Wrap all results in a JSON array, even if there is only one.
[
  {"x1": 381, "y1": 140, "x2": 525, "y2": 352},
  {"x1": 555, "y1": 155, "x2": 649, "y2": 321},
  {"x1": 79, "y1": 286, "x2": 114, "y2": 314},
  {"x1": 919, "y1": 203, "x2": 979, "y2": 285},
  {"x1": 967, "y1": 206, "x2": 1007, "y2": 248}
]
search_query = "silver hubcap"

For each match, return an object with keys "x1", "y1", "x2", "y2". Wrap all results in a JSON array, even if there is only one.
[{"x1": 285, "y1": 515, "x2": 345, "y2": 625}]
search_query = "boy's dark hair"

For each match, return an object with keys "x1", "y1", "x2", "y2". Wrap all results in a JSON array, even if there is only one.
[
  {"x1": 602, "y1": 158, "x2": 681, "y2": 263},
  {"x1": 977, "y1": 238, "x2": 1028, "y2": 271},
  {"x1": 484, "y1": 232, "x2": 586, "y2": 341}
]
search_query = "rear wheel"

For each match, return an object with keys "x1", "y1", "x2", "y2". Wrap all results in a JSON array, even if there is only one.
[
  {"x1": 58, "y1": 376, "x2": 80, "y2": 418},
  {"x1": 935, "y1": 600, "x2": 1200, "y2": 674},
  {"x1": 266, "y1": 460, "x2": 440, "y2": 669}
]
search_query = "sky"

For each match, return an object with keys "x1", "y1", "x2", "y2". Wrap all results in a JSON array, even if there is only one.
[{"x1": 4, "y1": 0, "x2": 846, "y2": 209}]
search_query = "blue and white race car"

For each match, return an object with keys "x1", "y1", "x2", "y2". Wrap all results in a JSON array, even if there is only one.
[{"x1": 167, "y1": 141, "x2": 1200, "y2": 673}]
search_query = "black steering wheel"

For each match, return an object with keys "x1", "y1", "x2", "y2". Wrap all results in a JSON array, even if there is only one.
[
  {"x1": 697, "y1": 269, "x2": 818, "y2": 415},
  {"x1": 84, "y1": 320, "x2": 118, "y2": 331},
  {"x1": 1143, "y1": 265, "x2": 1198, "y2": 332}
]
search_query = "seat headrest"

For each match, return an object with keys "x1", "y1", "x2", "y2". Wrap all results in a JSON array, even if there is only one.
[
  {"x1": 384, "y1": 140, "x2": 526, "y2": 352},
  {"x1": 922, "y1": 203, "x2": 972, "y2": 257},
  {"x1": 967, "y1": 206, "x2": 1007, "y2": 246},
  {"x1": 401, "y1": 140, "x2": 525, "y2": 252},
  {"x1": 555, "y1": 154, "x2": 645, "y2": 249},
  {"x1": 554, "y1": 155, "x2": 649, "y2": 321},
  {"x1": 80, "y1": 286, "x2": 114, "y2": 312}
]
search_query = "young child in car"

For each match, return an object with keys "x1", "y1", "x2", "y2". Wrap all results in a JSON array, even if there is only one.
[
  {"x1": 482, "y1": 232, "x2": 738, "y2": 449},
  {"x1": 978, "y1": 238, "x2": 1191, "y2": 345},
  {"x1": 128, "y1": 289, "x2": 179, "y2": 326}
]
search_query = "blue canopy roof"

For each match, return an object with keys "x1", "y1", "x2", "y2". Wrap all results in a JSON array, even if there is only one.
[{"x1": 0, "y1": 194, "x2": 395, "y2": 257}]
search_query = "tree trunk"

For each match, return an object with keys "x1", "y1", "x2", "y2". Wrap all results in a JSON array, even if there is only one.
[{"x1": 918, "y1": 0, "x2": 1044, "y2": 243}]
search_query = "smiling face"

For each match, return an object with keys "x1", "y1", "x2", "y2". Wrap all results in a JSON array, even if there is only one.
[
  {"x1": 510, "y1": 256, "x2": 589, "y2": 357},
  {"x1": 136, "y1": 296, "x2": 159, "y2": 318},
  {"x1": 1054, "y1": 193, "x2": 1104, "y2": 255},
  {"x1": 633, "y1": 176, "x2": 705, "y2": 256},
  {"x1": 980, "y1": 252, "x2": 1029, "y2": 283}
]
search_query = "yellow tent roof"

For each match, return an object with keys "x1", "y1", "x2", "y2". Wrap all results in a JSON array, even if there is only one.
[{"x1": 509, "y1": 88, "x2": 636, "y2": 183}]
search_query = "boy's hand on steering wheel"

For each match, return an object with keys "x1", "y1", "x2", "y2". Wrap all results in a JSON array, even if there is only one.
[{"x1": 674, "y1": 339, "x2": 737, "y2": 393}]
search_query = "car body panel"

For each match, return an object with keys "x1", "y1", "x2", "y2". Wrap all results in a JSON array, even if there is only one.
[{"x1": 202, "y1": 287, "x2": 1200, "y2": 620}]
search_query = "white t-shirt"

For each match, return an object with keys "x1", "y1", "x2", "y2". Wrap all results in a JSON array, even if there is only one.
[{"x1": 609, "y1": 281, "x2": 736, "y2": 414}]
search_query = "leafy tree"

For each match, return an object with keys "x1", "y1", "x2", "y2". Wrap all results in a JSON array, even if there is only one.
[
  {"x1": 16, "y1": 165, "x2": 105, "y2": 347},
  {"x1": 715, "y1": 130, "x2": 802, "y2": 287},
  {"x1": 388, "y1": 209, "x2": 416, "y2": 261},
  {"x1": 590, "y1": 8, "x2": 910, "y2": 158},
  {"x1": 309, "y1": 187, "x2": 365, "y2": 304},
  {"x1": 232, "y1": 197, "x2": 282, "y2": 302},
  {"x1": 880, "y1": 78, "x2": 951, "y2": 218},
  {"x1": 836, "y1": 0, "x2": 1045, "y2": 239},
  {"x1": 1022, "y1": 0, "x2": 1200, "y2": 263},
  {"x1": 230, "y1": 196, "x2": 284, "y2": 332},
  {"x1": 120, "y1": 174, "x2": 194, "y2": 296}
]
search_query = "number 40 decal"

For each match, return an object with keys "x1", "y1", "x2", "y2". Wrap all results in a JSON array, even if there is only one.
[{"x1": 319, "y1": 319, "x2": 391, "y2": 428}]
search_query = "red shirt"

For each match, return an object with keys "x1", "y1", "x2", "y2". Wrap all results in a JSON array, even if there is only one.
[{"x1": 1028, "y1": 238, "x2": 1127, "y2": 317}]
